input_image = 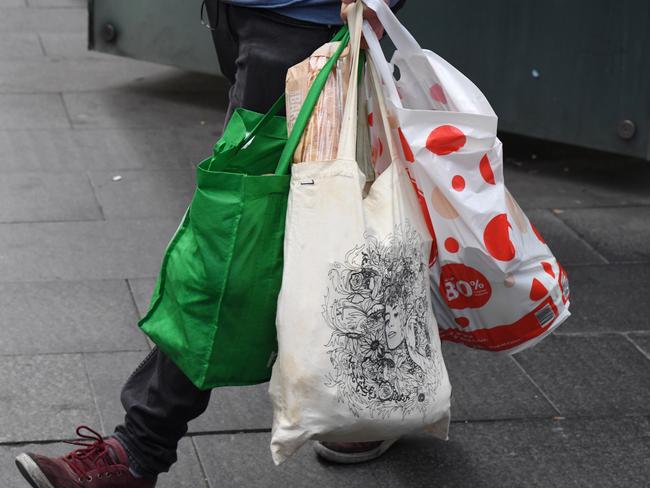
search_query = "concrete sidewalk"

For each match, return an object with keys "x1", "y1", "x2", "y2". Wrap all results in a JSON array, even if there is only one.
[{"x1": 0, "y1": 2, "x2": 649, "y2": 487}]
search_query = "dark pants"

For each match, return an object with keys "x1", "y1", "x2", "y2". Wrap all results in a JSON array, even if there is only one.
[{"x1": 113, "y1": 1, "x2": 337, "y2": 476}]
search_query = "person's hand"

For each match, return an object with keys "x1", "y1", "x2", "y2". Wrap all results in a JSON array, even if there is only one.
[{"x1": 341, "y1": 0, "x2": 388, "y2": 40}]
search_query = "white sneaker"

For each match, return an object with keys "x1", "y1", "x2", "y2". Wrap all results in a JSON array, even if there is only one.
[{"x1": 313, "y1": 438, "x2": 399, "y2": 464}]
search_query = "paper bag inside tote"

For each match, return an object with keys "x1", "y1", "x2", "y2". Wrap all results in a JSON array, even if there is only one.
[{"x1": 286, "y1": 42, "x2": 351, "y2": 163}]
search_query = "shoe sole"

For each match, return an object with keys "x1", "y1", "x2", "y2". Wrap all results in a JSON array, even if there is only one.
[
  {"x1": 313, "y1": 438, "x2": 399, "y2": 464},
  {"x1": 15, "y1": 453, "x2": 56, "y2": 488}
]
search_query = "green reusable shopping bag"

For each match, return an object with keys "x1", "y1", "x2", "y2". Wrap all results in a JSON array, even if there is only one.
[{"x1": 139, "y1": 28, "x2": 350, "y2": 390}]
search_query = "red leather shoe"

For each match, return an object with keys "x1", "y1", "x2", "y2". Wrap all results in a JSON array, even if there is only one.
[{"x1": 15, "y1": 426, "x2": 156, "y2": 488}]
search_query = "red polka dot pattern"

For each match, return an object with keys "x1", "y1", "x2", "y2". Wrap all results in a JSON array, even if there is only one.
[
  {"x1": 529, "y1": 278, "x2": 548, "y2": 301},
  {"x1": 405, "y1": 167, "x2": 438, "y2": 266},
  {"x1": 430, "y1": 83, "x2": 448, "y2": 104},
  {"x1": 368, "y1": 112, "x2": 373, "y2": 127},
  {"x1": 455, "y1": 317, "x2": 470, "y2": 328},
  {"x1": 483, "y1": 214, "x2": 516, "y2": 261},
  {"x1": 452, "y1": 175, "x2": 465, "y2": 191},
  {"x1": 444, "y1": 237, "x2": 459, "y2": 253},
  {"x1": 542, "y1": 261, "x2": 555, "y2": 278},
  {"x1": 531, "y1": 223, "x2": 546, "y2": 244},
  {"x1": 480, "y1": 154, "x2": 496, "y2": 185},
  {"x1": 398, "y1": 127, "x2": 415, "y2": 163},
  {"x1": 426, "y1": 125, "x2": 467, "y2": 155}
]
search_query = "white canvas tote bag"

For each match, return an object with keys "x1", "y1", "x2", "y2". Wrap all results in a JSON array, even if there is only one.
[
  {"x1": 269, "y1": 3, "x2": 451, "y2": 465},
  {"x1": 362, "y1": 0, "x2": 571, "y2": 354}
]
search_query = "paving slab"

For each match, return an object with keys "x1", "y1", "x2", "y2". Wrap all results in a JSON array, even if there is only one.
[
  {"x1": 0, "y1": 218, "x2": 178, "y2": 281},
  {"x1": 0, "y1": 93, "x2": 69, "y2": 129},
  {"x1": 0, "y1": 59, "x2": 222, "y2": 94},
  {"x1": 557, "y1": 264, "x2": 650, "y2": 333},
  {"x1": 89, "y1": 169, "x2": 195, "y2": 220},
  {"x1": 0, "y1": 353, "x2": 100, "y2": 442},
  {"x1": 0, "y1": 127, "x2": 216, "y2": 172},
  {"x1": 0, "y1": 32, "x2": 43, "y2": 58},
  {"x1": 442, "y1": 342, "x2": 557, "y2": 420},
  {"x1": 194, "y1": 432, "x2": 381, "y2": 488},
  {"x1": 504, "y1": 157, "x2": 650, "y2": 210},
  {"x1": 159, "y1": 438, "x2": 210, "y2": 488},
  {"x1": 0, "y1": 6, "x2": 85, "y2": 33},
  {"x1": 84, "y1": 351, "x2": 155, "y2": 435},
  {"x1": 127, "y1": 278, "x2": 156, "y2": 316},
  {"x1": 526, "y1": 209, "x2": 608, "y2": 265},
  {"x1": 39, "y1": 32, "x2": 115, "y2": 59},
  {"x1": 0, "y1": 172, "x2": 102, "y2": 222},
  {"x1": 371, "y1": 416, "x2": 650, "y2": 488},
  {"x1": 556, "y1": 206, "x2": 650, "y2": 263},
  {"x1": 0, "y1": 438, "x2": 208, "y2": 488},
  {"x1": 513, "y1": 334, "x2": 650, "y2": 416},
  {"x1": 627, "y1": 333, "x2": 650, "y2": 360},
  {"x1": 190, "y1": 383, "x2": 273, "y2": 433},
  {"x1": 63, "y1": 90, "x2": 227, "y2": 129},
  {"x1": 1, "y1": 0, "x2": 27, "y2": 7},
  {"x1": 0, "y1": 280, "x2": 147, "y2": 356},
  {"x1": 84, "y1": 350, "x2": 273, "y2": 435}
]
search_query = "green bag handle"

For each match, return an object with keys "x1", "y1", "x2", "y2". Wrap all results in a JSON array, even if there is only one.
[
  {"x1": 235, "y1": 26, "x2": 350, "y2": 158},
  {"x1": 274, "y1": 28, "x2": 351, "y2": 175}
]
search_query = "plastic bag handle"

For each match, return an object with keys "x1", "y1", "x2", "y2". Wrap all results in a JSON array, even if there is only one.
[
  {"x1": 362, "y1": 20, "x2": 403, "y2": 109},
  {"x1": 362, "y1": 0, "x2": 421, "y2": 53},
  {"x1": 275, "y1": 27, "x2": 351, "y2": 175}
]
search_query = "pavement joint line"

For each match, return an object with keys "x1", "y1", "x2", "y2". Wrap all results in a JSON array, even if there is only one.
[
  {"x1": 509, "y1": 355, "x2": 563, "y2": 416},
  {"x1": 0, "y1": 348, "x2": 150, "y2": 358},
  {"x1": 25, "y1": 4, "x2": 85, "y2": 10},
  {"x1": 85, "y1": 170, "x2": 106, "y2": 220},
  {"x1": 58, "y1": 91, "x2": 74, "y2": 129},
  {"x1": 0, "y1": 216, "x2": 176, "y2": 224},
  {"x1": 0, "y1": 126, "x2": 218, "y2": 133},
  {"x1": 554, "y1": 331, "x2": 649, "y2": 337},
  {"x1": 125, "y1": 278, "x2": 155, "y2": 352},
  {"x1": 542, "y1": 208, "x2": 611, "y2": 265},
  {"x1": 0, "y1": 217, "x2": 111, "y2": 224},
  {"x1": 0, "y1": 168, "x2": 198, "y2": 176},
  {"x1": 623, "y1": 333, "x2": 650, "y2": 361},
  {"x1": 0, "y1": 124, "x2": 223, "y2": 132},
  {"x1": 36, "y1": 32, "x2": 46, "y2": 56},
  {"x1": 4, "y1": 414, "x2": 649, "y2": 448},
  {"x1": 0, "y1": 276, "x2": 153, "y2": 285},
  {"x1": 81, "y1": 352, "x2": 106, "y2": 435},
  {"x1": 190, "y1": 436, "x2": 212, "y2": 488},
  {"x1": 521, "y1": 203, "x2": 650, "y2": 210},
  {"x1": 0, "y1": 275, "x2": 158, "y2": 284},
  {"x1": 561, "y1": 259, "x2": 650, "y2": 267}
]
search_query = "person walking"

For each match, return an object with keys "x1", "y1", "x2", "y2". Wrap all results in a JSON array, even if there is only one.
[{"x1": 14, "y1": 1, "x2": 402, "y2": 486}]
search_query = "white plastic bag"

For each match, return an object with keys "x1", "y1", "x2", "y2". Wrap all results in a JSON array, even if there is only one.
[
  {"x1": 269, "y1": 4, "x2": 451, "y2": 464},
  {"x1": 362, "y1": 0, "x2": 570, "y2": 353}
]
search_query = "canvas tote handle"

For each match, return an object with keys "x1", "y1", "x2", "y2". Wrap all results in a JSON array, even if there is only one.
[{"x1": 335, "y1": 0, "x2": 365, "y2": 161}]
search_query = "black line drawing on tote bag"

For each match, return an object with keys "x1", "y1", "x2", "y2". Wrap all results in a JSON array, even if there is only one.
[{"x1": 323, "y1": 222, "x2": 443, "y2": 419}]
